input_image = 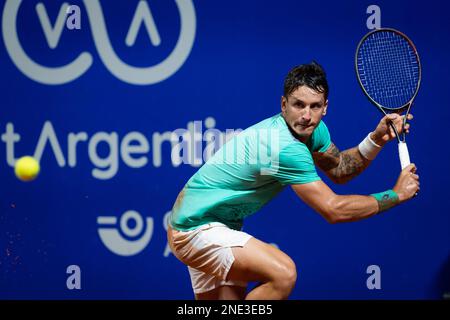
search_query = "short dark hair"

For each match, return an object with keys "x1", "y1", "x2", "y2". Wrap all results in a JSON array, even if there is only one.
[{"x1": 283, "y1": 61, "x2": 329, "y2": 101}]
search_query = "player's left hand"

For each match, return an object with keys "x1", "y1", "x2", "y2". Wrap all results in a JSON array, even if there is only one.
[{"x1": 371, "y1": 114, "x2": 413, "y2": 146}]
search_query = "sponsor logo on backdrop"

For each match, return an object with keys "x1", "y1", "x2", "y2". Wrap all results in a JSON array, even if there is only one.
[
  {"x1": 2, "y1": 0, "x2": 196, "y2": 85},
  {"x1": 97, "y1": 210, "x2": 154, "y2": 256}
]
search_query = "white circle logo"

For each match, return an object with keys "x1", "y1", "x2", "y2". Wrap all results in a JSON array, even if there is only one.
[
  {"x1": 120, "y1": 210, "x2": 144, "y2": 238},
  {"x1": 2, "y1": 0, "x2": 197, "y2": 85}
]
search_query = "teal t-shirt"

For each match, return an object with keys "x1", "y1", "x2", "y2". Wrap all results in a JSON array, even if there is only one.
[{"x1": 170, "y1": 113, "x2": 331, "y2": 231}]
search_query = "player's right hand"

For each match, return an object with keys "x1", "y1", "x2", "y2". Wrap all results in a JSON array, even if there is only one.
[{"x1": 393, "y1": 164, "x2": 420, "y2": 203}]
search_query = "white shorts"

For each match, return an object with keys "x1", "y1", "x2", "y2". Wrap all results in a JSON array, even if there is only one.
[{"x1": 167, "y1": 222, "x2": 253, "y2": 294}]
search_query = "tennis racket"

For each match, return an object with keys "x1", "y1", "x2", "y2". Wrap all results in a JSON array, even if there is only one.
[{"x1": 355, "y1": 28, "x2": 421, "y2": 169}]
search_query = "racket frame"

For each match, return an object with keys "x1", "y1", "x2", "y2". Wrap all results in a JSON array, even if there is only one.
[{"x1": 355, "y1": 28, "x2": 421, "y2": 169}]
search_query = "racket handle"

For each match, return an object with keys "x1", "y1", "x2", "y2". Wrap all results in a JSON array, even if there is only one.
[{"x1": 398, "y1": 141, "x2": 411, "y2": 169}]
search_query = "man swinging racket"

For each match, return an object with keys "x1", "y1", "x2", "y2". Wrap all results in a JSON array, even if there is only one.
[{"x1": 167, "y1": 62, "x2": 420, "y2": 300}]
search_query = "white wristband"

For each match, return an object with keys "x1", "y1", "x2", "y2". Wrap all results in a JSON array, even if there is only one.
[{"x1": 358, "y1": 132, "x2": 382, "y2": 160}]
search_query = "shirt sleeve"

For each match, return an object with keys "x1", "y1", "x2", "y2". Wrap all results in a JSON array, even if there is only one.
[
  {"x1": 313, "y1": 121, "x2": 332, "y2": 153},
  {"x1": 269, "y1": 143, "x2": 321, "y2": 185}
]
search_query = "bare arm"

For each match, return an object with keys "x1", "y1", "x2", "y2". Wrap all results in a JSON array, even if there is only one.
[
  {"x1": 314, "y1": 114, "x2": 414, "y2": 184},
  {"x1": 292, "y1": 180, "x2": 379, "y2": 223},
  {"x1": 291, "y1": 164, "x2": 420, "y2": 224},
  {"x1": 313, "y1": 143, "x2": 370, "y2": 184}
]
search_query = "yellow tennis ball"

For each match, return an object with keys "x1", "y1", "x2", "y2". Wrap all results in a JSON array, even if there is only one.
[{"x1": 15, "y1": 156, "x2": 40, "y2": 182}]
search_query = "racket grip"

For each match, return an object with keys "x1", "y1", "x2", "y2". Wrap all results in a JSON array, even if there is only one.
[{"x1": 398, "y1": 141, "x2": 411, "y2": 170}]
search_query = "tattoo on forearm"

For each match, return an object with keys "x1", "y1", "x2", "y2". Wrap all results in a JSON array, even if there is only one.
[
  {"x1": 313, "y1": 144, "x2": 340, "y2": 171},
  {"x1": 314, "y1": 143, "x2": 370, "y2": 183},
  {"x1": 334, "y1": 148, "x2": 369, "y2": 182}
]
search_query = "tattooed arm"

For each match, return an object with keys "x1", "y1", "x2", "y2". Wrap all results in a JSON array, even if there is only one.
[
  {"x1": 314, "y1": 113, "x2": 414, "y2": 184},
  {"x1": 293, "y1": 115, "x2": 419, "y2": 222},
  {"x1": 313, "y1": 142, "x2": 371, "y2": 184},
  {"x1": 291, "y1": 164, "x2": 419, "y2": 223}
]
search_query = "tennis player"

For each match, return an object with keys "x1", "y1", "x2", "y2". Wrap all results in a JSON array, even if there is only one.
[{"x1": 167, "y1": 62, "x2": 419, "y2": 300}]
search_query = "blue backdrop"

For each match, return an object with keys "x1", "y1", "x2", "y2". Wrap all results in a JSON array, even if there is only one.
[{"x1": 1, "y1": 0, "x2": 449, "y2": 299}]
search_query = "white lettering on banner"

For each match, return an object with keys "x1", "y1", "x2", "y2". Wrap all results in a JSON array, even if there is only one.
[
  {"x1": 0, "y1": 123, "x2": 20, "y2": 167},
  {"x1": 34, "y1": 121, "x2": 66, "y2": 167},
  {"x1": 121, "y1": 132, "x2": 150, "y2": 168},
  {"x1": 2, "y1": 0, "x2": 196, "y2": 85},
  {"x1": 0, "y1": 118, "x2": 242, "y2": 180},
  {"x1": 88, "y1": 132, "x2": 119, "y2": 180},
  {"x1": 68, "y1": 132, "x2": 88, "y2": 167}
]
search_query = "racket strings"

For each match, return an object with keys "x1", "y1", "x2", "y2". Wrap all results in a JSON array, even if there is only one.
[{"x1": 357, "y1": 31, "x2": 420, "y2": 109}]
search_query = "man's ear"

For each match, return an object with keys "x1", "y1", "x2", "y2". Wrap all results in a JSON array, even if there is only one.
[
  {"x1": 322, "y1": 100, "x2": 328, "y2": 116},
  {"x1": 281, "y1": 96, "x2": 287, "y2": 114}
]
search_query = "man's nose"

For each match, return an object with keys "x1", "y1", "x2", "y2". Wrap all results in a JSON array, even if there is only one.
[{"x1": 302, "y1": 107, "x2": 311, "y2": 121}]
